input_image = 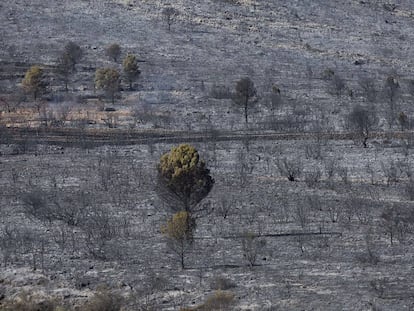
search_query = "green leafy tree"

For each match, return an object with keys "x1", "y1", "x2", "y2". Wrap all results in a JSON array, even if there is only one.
[
  {"x1": 106, "y1": 43, "x2": 121, "y2": 62},
  {"x1": 22, "y1": 65, "x2": 47, "y2": 101},
  {"x1": 157, "y1": 144, "x2": 214, "y2": 215},
  {"x1": 233, "y1": 77, "x2": 257, "y2": 124},
  {"x1": 95, "y1": 68, "x2": 120, "y2": 105},
  {"x1": 122, "y1": 54, "x2": 140, "y2": 90},
  {"x1": 161, "y1": 211, "x2": 194, "y2": 269}
]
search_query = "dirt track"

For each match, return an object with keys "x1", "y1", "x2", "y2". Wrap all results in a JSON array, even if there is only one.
[{"x1": 1, "y1": 127, "x2": 413, "y2": 147}]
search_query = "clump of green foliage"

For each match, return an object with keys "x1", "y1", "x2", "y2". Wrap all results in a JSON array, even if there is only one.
[
  {"x1": 22, "y1": 65, "x2": 47, "y2": 100},
  {"x1": 161, "y1": 210, "x2": 194, "y2": 269},
  {"x1": 83, "y1": 287, "x2": 123, "y2": 311},
  {"x1": 95, "y1": 68, "x2": 120, "y2": 105},
  {"x1": 157, "y1": 144, "x2": 214, "y2": 214},
  {"x1": 122, "y1": 54, "x2": 140, "y2": 90},
  {"x1": 180, "y1": 290, "x2": 235, "y2": 310},
  {"x1": 1, "y1": 292, "x2": 65, "y2": 311}
]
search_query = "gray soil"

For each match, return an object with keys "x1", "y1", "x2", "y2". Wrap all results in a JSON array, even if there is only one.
[{"x1": 1, "y1": 0, "x2": 414, "y2": 310}]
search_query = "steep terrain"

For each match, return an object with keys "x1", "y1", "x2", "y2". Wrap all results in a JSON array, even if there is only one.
[
  {"x1": 1, "y1": 1, "x2": 414, "y2": 310},
  {"x1": 1, "y1": 0, "x2": 414, "y2": 130}
]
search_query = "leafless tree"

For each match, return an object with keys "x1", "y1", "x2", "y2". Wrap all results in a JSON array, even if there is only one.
[
  {"x1": 295, "y1": 234, "x2": 311, "y2": 254},
  {"x1": 381, "y1": 205, "x2": 414, "y2": 245},
  {"x1": 241, "y1": 232, "x2": 266, "y2": 268},
  {"x1": 324, "y1": 158, "x2": 338, "y2": 181},
  {"x1": 81, "y1": 205, "x2": 120, "y2": 259},
  {"x1": 304, "y1": 167, "x2": 322, "y2": 188},
  {"x1": 270, "y1": 84, "x2": 283, "y2": 111},
  {"x1": 347, "y1": 105, "x2": 378, "y2": 148},
  {"x1": 366, "y1": 163, "x2": 376, "y2": 185},
  {"x1": 106, "y1": 43, "x2": 121, "y2": 62},
  {"x1": 233, "y1": 77, "x2": 257, "y2": 124},
  {"x1": 337, "y1": 166, "x2": 349, "y2": 185},
  {"x1": 294, "y1": 203, "x2": 310, "y2": 228},
  {"x1": 97, "y1": 152, "x2": 117, "y2": 191},
  {"x1": 56, "y1": 52, "x2": 74, "y2": 92},
  {"x1": 398, "y1": 112, "x2": 408, "y2": 131},
  {"x1": 64, "y1": 41, "x2": 82, "y2": 67},
  {"x1": 210, "y1": 83, "x2": 232, "y2": 99},
  {"x1": 323, "y1": 68, "x2": 346, "y2": 96},
  {"x1": 405, "y1": 178, "x2": 414, "y2": 201},
  {"x1": 20, "y1": 190, "x2": 54, "y2": 223},
  {"x1": 357, "y1": 227, "x2": 380, "y2": 265},
  {"x1": 381, "y1": 159, "x2": 402, "y2": 186},
  {"x1": 276, "y1": 157, "x2": 303, "y2": 181},
  {"x1": 236, "y1": 149, "x2": 254, "y2": 187},
  {"x1": 341, "y1": 196, "x2": 362, "y2": 225},
  {"x1": 326, "y1": 199, "x2": 341, "y2": 223},
  {"x1": 407, "y1": 79, "x2": 414, "y2": 97},
  {"x1": 359, "y1": 77, "x2": 377, "y2": 103},
  {"x1": 216, "y1": 195, "x2": 232, "y2": 219},
  {"x1": 50, "y1": 190, "x2": 90, "y2": 227},
  {"x1": 330, "y1": 74, "x2": 346, "y2": 96},
  {"x1": 162, "y1": 7, "x2": 180, "y2": 31},
  {"x1": 0, "y1": 224, "x2": 21, "y2": 267},
  {"x1": 304, "y1": 140, "x2": 323, "y2": 160},
  {"x1": 102, "y1": 113, "x2": 119, "y2": 128},
  {"x1": 383, "y1": 75, "x2": 400, "y2": 128}
]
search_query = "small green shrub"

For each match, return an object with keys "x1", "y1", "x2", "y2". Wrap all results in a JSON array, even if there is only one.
[
  {"x1": 0, "y1": 292, "x2": 64, "y2": 311},
  {"x1": 83, "y1": 288, "x2": 123, "y2": 311},
  {"x1": 181, "y1": 290, "x2": 235, "y2": 311}
]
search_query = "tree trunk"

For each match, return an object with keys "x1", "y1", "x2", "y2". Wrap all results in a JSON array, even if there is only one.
[
  {"x1": 181, "y1": 250, "x2": 185, "y2": 269},
  {"x1": 244, "y1": 102, "x2": 248, "y2": 124},
  {"x1": 363, "y1": 136, "x2": 368, "y2": 148},
  {"x1": 180, "y1": 239, "x2": 185, "y2": 269}
]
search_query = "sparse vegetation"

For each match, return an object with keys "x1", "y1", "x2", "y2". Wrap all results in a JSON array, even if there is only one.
[
  {"x1": 105, "y1": 43, "x2": 121, "y2": 62},
  {"x1": 95, "y1": 68, "x2": 120, "y2": 105},
  {"x1": 241, "y1": 231, "x2": 266, "y2": 268},
  {"x1": 384, "y1": 75, "x2": 400, "y2": 128},
  {"x1": 3, "y1": 0, "x2": 414, "y2": 309},
  {"x1": 182, "y1": 290, "x2": 235, "y2": 311},
  {"x1": 276, "y1": 157, "x2": 303, "y2": 181},
  {"x1": 161, "y1": 211, "x2": 194, "y2": 269},
  {"x1": 162, "y1": 7, "x2": 179, "y2": 31},
  {"x1": 233, "y1": 77, "x2": 257, "y2": 124},
  {"x1": 55, "y1": 53, "x2": 74, "y2": 92},
  {"x1": 122, "y1": 54, "x2": 140, "y2": 90},
  {"x1": 347, "y1": 105, "x2": 378, "y2": 148},
  {"x1": 0, "y1": 292, "x2": 63, "y2": 311},
  {"x1": 83, "y1": 287, "x2": 123, "y2": 311},
  {"x1": 63, "y1": 42, "x2": 82, "y2": 71},
  {"x1": 157, "y1": 144, "x2": 214, "y2": 215},
  {"x1": 22, "y1": 66, "x2": 47, "y2": 101},
  {"x1": 209, "y1": 276, "x2": 237, "y2": 290}
]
